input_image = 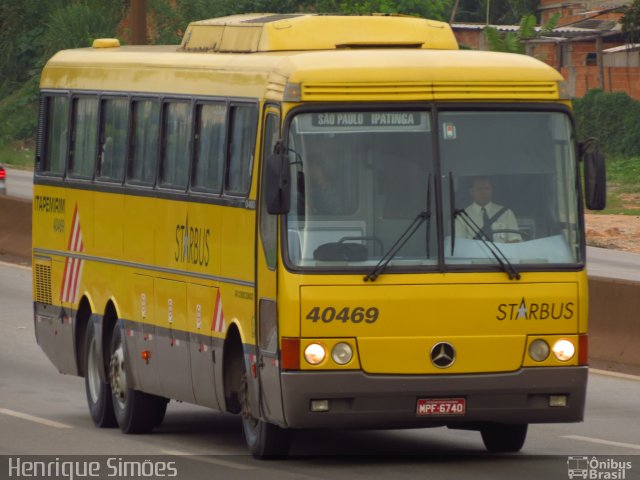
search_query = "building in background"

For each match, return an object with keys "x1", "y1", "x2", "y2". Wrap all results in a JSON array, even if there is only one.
[{"x1": 453, "y1": 0, "x2": 640, "y2": 99}]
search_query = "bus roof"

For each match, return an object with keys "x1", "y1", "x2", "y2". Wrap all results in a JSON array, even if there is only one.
[{"x1": 40, "y1": 15, "x2": 564, "y2": 102}]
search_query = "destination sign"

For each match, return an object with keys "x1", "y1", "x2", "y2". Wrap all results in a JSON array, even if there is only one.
[
  {"x1": 298, "y1": 111, "x2": 430, "y2": 133},
  {"x1": 312, "y1": 112, "x2": 421, "y2": 127}
]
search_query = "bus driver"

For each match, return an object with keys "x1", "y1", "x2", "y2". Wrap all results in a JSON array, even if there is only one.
[{"x1": 456, "y1": 176, "x2": 522, "y2": 243}]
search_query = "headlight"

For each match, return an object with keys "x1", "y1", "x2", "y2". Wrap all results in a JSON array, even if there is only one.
[
  {"x1": 331, "y1": 342, "x2": 353, "y2": 365},
  {"x1": 529, "y1": 339, "x2": 550, "y2": 362},
  {"x1": 552, "y1": 339, "x2": 575, "y2": 362},
  {"x1": 304, "y1": 343, "x2": 326, "y2": 365}
]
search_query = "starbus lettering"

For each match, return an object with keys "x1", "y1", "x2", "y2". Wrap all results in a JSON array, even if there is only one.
[
  {"x1": 175, "y1": 217, "x2": 210, "y2": 266},
  {"x1": 496, "y1": 298, "x2": 574, "y2": 321}
]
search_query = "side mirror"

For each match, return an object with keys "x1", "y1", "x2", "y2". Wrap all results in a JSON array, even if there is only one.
[
  {"x1": 581, "y1": 140, "x2": 606, "y2": 211},
  {"x1": 264, "y1": 153, "x2": 291, "y2": 214}
]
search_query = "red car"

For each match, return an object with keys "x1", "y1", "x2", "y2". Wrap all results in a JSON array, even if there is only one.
[{"x1": 0, "y1": 164, "x2": 6, "y2": 195}]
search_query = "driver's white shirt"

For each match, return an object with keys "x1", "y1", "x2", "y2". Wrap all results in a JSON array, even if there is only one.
[{"x1": 456, "y1": 201, "x2": 522, "y2": 242}]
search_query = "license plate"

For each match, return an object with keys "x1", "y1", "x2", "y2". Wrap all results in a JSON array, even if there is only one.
[{"x1": 416, "y1": 398, "x2": 466, "y2": 416}]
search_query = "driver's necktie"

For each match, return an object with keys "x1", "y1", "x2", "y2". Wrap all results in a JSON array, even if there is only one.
[{"x1": 481, "y1": 207, "x2": 491, "y2": 240}]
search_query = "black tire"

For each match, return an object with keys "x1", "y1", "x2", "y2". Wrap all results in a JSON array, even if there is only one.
[
  {"x1": 109, "y1": 320, "x2": 168, "y2": 434},
  {"x1": 480, "y1": 423, "x2": 528, "y2": 453},
  {"x1": 84, "y1": 319, "x2": 117, "y2": 428},
  {"x1": 239, "y1": 364, "x2": 291, "y2": 458}
]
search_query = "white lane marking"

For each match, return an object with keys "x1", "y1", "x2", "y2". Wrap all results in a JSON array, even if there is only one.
[
  {"x1": 161, "y1": 449, "x2": 255, "y2": 471},
  {"x1": 562, "y1": 435, "x2": 640, "y2": 451},
  {"x1": 0, "y1": 408, "x2": 73, "y2": 429},
  {"x1": 590, "y1": 368, "x2": 640, "y2": 381}
]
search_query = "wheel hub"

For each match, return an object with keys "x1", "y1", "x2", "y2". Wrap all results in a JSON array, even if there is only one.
[{"x1": 109, "y1": 344, "x2": 127, "y2": 407}]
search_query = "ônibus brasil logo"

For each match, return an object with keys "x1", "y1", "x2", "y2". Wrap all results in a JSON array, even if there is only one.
[{"x1": 567, "y1": 456, "x2": 633, "y2": 479}]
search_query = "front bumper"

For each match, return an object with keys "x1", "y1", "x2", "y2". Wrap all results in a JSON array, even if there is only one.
[{"x1": 280, "y1": 366, "x2": 587, "y2": 429}]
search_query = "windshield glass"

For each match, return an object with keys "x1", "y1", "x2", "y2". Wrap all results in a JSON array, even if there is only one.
[
  {"x1": 442, "y1": 111, "x2": 581, "y2": 266},
  {"x1": 285, "y1": 111, "x2": 436, "y2": 269},
  {"x1": 282, "y1": 108, "x2": 582, "y2": 271}
]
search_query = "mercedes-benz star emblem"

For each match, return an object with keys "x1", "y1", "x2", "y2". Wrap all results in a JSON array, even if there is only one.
[{"x1": 430, "y1": 342, "x2": 456, "y2": 368}]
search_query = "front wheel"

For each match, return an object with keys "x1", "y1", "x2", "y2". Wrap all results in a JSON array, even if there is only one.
[
  {"x1": 480, "y1": 423, "x2": 528, "y2": 453},
  {"x1": 109, "y1": 321, "x2": 168, "y2": 433},
  {"x1": 240, "y1": 368, "x2": 291, "y2": 459},
  {"x1": 84, "y1": 319, "x2": 117, "y2": 428}
]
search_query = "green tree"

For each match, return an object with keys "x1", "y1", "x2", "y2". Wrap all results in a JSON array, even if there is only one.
[
  {"x1": 574, "y1": 89, "x2": 640, "y2": 158},
  {"x1": 451, "y1": 0, "x2": 540, "y2": 25},
  {"x1": 0, "y1": 0, "x2": 126, "y2": 142},
  {"x1": 621, "y1": 0, "x2": 640, "y2": 45},
  {"x1": 148, "y1": 0, "x2": 453, "y2": 44},
  {"x1": 483, "y1": 12, "x2": 558, "y2": 54}
]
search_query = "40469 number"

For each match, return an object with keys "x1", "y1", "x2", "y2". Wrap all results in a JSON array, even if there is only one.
[{"x1": 305, "y1": 306, "x2": 379, "y2": 324}]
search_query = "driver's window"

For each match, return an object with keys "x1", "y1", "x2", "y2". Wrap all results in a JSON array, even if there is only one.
[{"x1": 260, "y1": 112, "x2": 279, "y2": 269}]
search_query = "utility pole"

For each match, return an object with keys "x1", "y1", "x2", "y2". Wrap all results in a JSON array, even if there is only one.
[
  {"x1": 131, "y1": 0, "x2": 147, "y2": 45},
  {"x1": 450, "y1": 0, "x2": 461, "y2": 24}
]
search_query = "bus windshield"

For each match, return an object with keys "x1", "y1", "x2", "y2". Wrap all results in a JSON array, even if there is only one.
[{"x1": 284, "y1": 108, "x2": 582, "y2": 271}]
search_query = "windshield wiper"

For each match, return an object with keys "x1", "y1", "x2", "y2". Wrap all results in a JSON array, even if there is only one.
[
  {"x1": 364, "y1": 210, "x2": 430, "y2": 282},
  {"x1": 448, "y1": 172, "x2": 520, "y2": 280},
  {"x1": 454, "y1": 209, "x2": 521, "y2": 280}
]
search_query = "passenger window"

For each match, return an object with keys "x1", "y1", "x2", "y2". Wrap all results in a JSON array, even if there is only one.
[
  {"x1": 192, "y1": 103, "x2": 226, "y2": 193},
  {"x1": 69, "y1": 96, "x2": 98, "y2": 179},
  {"x1": 97, "y1": 98, "x2": 128, "y2": 182},
  {"x1": 44, "y1": 96, "x2": 69, "y2": 176},
  {"x1": 129, "y1": 100, "x2": 159, "y2": 185},
  {"x1": 160, "y1": 101, "x2": 191, "y2": 189},
  {"x1": 226, "y1": 105, "x2": 258, "y2": 195}
]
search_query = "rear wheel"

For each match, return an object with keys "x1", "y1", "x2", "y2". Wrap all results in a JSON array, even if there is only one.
[
  {"x1": 109, "y1": 320, "x2": 168, "y2": 433},
  {"x1": 84, "y1": 319, "x2": 117, "y2": 428},
  {"x1": 239, "y1": 363, "x2": 291, "y2": 458},
  {"x1": 480, "y1": 423, "x2": 528, "y2": 453}
]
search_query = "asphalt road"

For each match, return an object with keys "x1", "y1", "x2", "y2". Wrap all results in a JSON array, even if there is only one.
[
  {"x1": 1, "y1": 261, "x2": 639, "y2": 480},
  {"x1": 587, "y1": 246, "x2": 640, "y2": 282},
  {"x1": 4, "y1": 167, "x2": 33, "y2": 200}
]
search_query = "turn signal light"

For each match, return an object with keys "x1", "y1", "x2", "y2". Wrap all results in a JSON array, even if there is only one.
[
  {"x1": 281, "y1": 337, "x2": 300, "y2": 370},
  {"x1": 579, "y1": 334, "x2": 588, "y2": 365}
]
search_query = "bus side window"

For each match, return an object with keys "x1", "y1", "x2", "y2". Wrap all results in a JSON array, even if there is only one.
[
  {"x1": 160, "y1": 101, "x2": 191, "y2": 190},
  {"x1": 192, "y1": 102, "x2": 226, "y2": 193},
  {"x1": 226, "y1": 104, "x2": 258, "y2": 195},
  {"x1": 69, "y1": 96, "x2": 98, "y2": 179},
  {"x1": 43, "y1": 95, "x2": 69, "y2": 176},
  {"x1": 97, "y1": 98, "x2": 128, "y2": 183},
  {"x1": 128, "y1": 99, "x2": 159, "y2": 186}
]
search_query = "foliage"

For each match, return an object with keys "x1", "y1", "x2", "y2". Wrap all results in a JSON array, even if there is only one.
[
  {"x1": 0, "y1": 0, "x2": 126, "y2": 142},
  {"x1": 451, "y1": 0, "x2": 540, "y2": 25},
  {"x1": 312, "y1": 0, "x2": 451, "y2": 17},
  {"x1": 621, "y1": 0, "x2": 640, "y2": 45},
  {"x1": 147, "y1": 0, "x2": 453, "y2": 43},
  {"x1": 483, "y1": 12, "x2": 558, "y2": 54},
  {"x1": 41, "y1": 1, "x2": 127, "y2": 56},
  {"x1": 573, "y1": 89, "x2": 640, "y2": 158}
]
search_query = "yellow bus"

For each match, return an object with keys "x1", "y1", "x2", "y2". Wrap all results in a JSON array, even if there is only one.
[{"x1": 33, "y1": 13, "x2": 606, "y2": 458}]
